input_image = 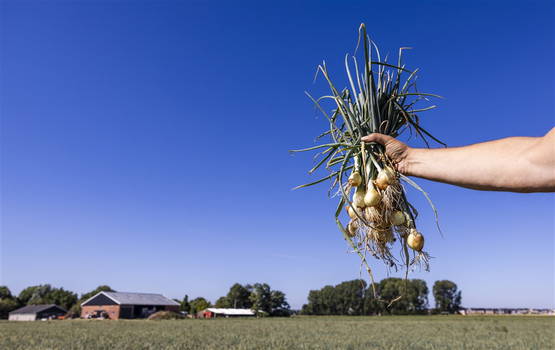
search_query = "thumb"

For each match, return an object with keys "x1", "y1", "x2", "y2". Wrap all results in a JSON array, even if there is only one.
[{"x1": 361, "y1": 133, "x2": 395, "y2": 146}]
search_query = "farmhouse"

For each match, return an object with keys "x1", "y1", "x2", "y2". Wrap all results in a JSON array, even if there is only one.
[
  {"x1": 198, "y1": 308, "x2": 256, "y2": 318},
  {"x1": 81, "y1": 291, "x2": 179, "y2": 319},
  {"x1": 9, "y1": 304, "x2": 67, "y2": 321}
]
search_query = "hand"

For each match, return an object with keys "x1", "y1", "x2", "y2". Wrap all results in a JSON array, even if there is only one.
[{"x1": 361, "y1": 133, "x2": 412, "y2": 175}]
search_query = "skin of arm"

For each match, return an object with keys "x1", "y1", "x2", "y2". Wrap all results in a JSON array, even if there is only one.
[{"x1": 361, "y1": 128, "x2": 555, "y2": 193}]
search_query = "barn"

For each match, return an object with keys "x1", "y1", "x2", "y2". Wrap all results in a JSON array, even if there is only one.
[
  {"x1": 81, "y1": 291, "x2": 179, "y2": 319},
  {"x1": 9, "y1": 304, "x2": 67, "y2": 321},
  {"x1": 198, "y1": 308, "x2": 256, "y2": 318}
]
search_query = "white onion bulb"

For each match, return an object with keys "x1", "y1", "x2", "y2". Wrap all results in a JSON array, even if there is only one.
[
  {"x1": 407, "y1": 229, "x2": 424, "y2": 251},
  {"x1": 390, "y1": 210, "x2": 406, "y2": 226},
  {"x1": 348, "y1": 172, "x2": 362, "y2": 187},
  {"x1": 364, "y1": 186, "x2": 381, "y2": 207}
]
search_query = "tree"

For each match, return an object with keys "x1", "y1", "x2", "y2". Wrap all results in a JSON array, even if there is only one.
[
  {"x1": 269, "y1": 290, "x2": 290, "y2": 316},
  {"x1": 302, "y1": 278, "x2": 428, "y2": 316},
  {"x1": 407, "y1": 279, "x2": 429, "y2": 313},
  {"x1": 0, "y1": 299, "x2": 19, "y2": 319},
  {"x1": 363, "y1": 285, "x2": 380, "y2": 315},
  {"x1": 44, "y1": 287, "x2": 78, "y2": 310},
  {"x1": 0, "y1": 286, "x2": 19, "y2": 319},
  {"x1": 226, "y1": 283, "x2": 252, "y2": 309},
  {"x1": 334, "y1": 279, "x2": 366, "y2": 315},
  {"x1": 79, "y1": 285, "x2": 114, "y2": 303},
  {"x1": 379, "y1": 278, "x2": 428, "y2": 315},
  {"x1": 214, "y1": 296, "x2": 232, "y2": 308},
  {"x1": 249, "y1": 283, "x2": 272, "y2": 315},
  {"x1": 248, "y1": 283, "x2": 290, "y2": 316},
  {"x1": 0, "y1": 286, "x2": 13, "y2": 299},
  {"x1": 302, "y1": 289, "x2": 322, "y2": 315},
  {"x1": 433, "y1": 280, "x2": 462, "y2": 313},
  {"x1": 180, "y1": 295, "x2": 191, "y2": 313},
  {"x1": 18, "y1": 285, "x2": 41, "y2": 305},
  {"x1": 189, "y1": 297, "x2": 211, "y2": 314},
  {"x1": 302, "y1": 280, "x2": 367, "y2": 316},
  {"x1": 18, "y1": 284, "x2": 77, "y2": 310}
]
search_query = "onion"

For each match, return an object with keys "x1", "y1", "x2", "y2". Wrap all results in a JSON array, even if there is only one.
[
  {"x1": 347, "y1": 220, "x2": 358, "y2": 237},
  {"x1": 364, "y1": 186, "x2": 381, "y2": 207},
  {"x1": 345, "y1": 206, "x2": 358, "y2": 219},
  {"x1": 407, "y1": 229, "x2": 424, "y2": 251},
  {"x1": 375, "y1": 167, "x2": 396, "y2": 190},
  {"x1": 352, "y1": 186, "x2": 366, "y2": 208},
  {"x1": 348, "y1": 171, "x2": 362, "y2": 187},
  {"x1": 390, "y1": 210, "x2": 406, "y2": 226}
]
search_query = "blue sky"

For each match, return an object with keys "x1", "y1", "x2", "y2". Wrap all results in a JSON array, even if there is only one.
[{"x1": 1, "y1": 0, "x2": 553, "y2": 309}]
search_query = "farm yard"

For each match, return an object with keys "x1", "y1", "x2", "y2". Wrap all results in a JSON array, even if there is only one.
[{"x1": 1, "y1": 316, "x2": 553, "y2": 350}]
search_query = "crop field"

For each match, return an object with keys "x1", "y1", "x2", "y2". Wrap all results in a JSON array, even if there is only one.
[{"x1": 1, "y1": 316, "x2": 553, "y2": 349}]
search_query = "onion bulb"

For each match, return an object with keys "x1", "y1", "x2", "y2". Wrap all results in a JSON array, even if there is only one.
[
  {"x1": 407, "y1": 229, "x2": 424, "y2": 251},
  {"x1": 345, "y1": 206, "x2": 358, "y2": 219},
  {"x1": 364, "y1": 186, "x2": 381, "y2": 207},
  {"x1": 352, "y1": 186, "x2": 366, "y2": 208},
  {"x1": 375, "y1": 167, "x2": 396, "y2": 190},
  {"x1": 390, "y1": 210, "x2": 406, "y2": 226},
  {"x1": 347, "y1": 220, "x2": 358, "y2": 237},
  {"x1": 348, "y1": 171, "x2": 362, "y2": 187}
]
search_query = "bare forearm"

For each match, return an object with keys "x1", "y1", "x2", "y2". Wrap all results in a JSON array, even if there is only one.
[{"x1": 405, "y1": 134, "x2": 555, "y2": 192}]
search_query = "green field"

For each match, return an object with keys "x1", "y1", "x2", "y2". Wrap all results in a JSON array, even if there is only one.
[{"x1": 1, "y1": 316, "x2": 553, "y2": 349}]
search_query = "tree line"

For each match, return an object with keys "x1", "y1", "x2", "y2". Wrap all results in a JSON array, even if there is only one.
[
  {"x1": 177, "y1": 283, "x2": 291, "y2": 317},
  {"x1": 0, "y1": 284, "x2": 115, "y2": 319},
  {"x1": 301, "y1": 278, "x2": 461, "y2": 315},
  {"x1": 0, "y1": 282, "x2": 291, "y2": 319},
  {"x1": 0, "y1": 279, "x2": 461, "y2": 319}
]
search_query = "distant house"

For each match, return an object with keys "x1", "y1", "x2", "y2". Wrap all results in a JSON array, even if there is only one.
[
  {"x1": 460, "y1": 308, "x2": 555, "y2": 316},
  {"x1": 198, "y1": 308, "x2": 256, "y2": 318},
  {"x1": 81, "y1": 291, "x2": 179, "y2": 319},
  {"x1": 9, "y1": 304, "x2": 67, "y2": 321}
]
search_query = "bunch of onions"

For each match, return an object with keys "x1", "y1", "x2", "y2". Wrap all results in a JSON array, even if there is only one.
[{"x1": 292, "y1": 23, "x2": 441, "y2": 303}]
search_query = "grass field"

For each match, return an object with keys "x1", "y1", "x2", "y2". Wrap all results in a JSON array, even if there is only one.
[{"x1": 1, "y1": 316, "x2": 554, "y2": 349}]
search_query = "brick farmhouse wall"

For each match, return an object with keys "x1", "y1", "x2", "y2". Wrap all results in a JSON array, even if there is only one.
[
  {"x1": 81, "y1": 305, "x2": 120, "y2": 319},
  {"x1": 81, "y1": 305, "x2": 178, "y2": 319}
]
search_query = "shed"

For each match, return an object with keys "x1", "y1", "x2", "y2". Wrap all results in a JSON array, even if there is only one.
[
  {"x1": 81, "y1": 291, "x2": 179, "y2": 319},
  {"x1": 199, "y1": 308, "x2": 256, "y2": 318},
  {"x1": 9, "y1": 304, "x2": 67, "y2": 321}
]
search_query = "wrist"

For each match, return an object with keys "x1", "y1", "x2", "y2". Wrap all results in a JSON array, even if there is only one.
[{"x1": 402, "y1": 147, "x2": 425, "y2": 177}]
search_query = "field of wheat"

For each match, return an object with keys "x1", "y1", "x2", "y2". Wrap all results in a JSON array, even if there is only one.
[{"x1": 1, "y1": 316, "x2": 553, "y2": 349}]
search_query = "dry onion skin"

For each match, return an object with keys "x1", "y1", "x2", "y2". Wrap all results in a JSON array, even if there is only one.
[{"x1": 292, "y1": 23, "x2": 443, "y2": 303}]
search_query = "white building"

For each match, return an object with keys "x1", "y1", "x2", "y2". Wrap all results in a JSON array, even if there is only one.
[{"x1": 9, "y1": 304, "x2": 67, "y2": 321}]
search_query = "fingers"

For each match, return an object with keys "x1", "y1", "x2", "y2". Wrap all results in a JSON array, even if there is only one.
[{"x1": 361, "y1": 133, "x2": 395, "y2": 145}]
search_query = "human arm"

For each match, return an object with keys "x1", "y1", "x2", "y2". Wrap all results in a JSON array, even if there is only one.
[{"x1": 361, "y1": 128, "x2": 555, "y2": 193}]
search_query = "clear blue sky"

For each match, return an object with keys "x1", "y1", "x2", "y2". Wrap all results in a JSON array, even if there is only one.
[{"x1": 1, "y1": 0, "x2": 553, "y2": 309}]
